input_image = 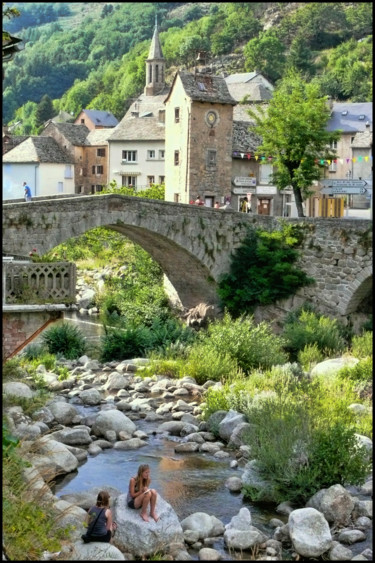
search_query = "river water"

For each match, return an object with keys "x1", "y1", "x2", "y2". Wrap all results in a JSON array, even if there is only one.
[{"x1": 51, "y1": 311, "x2": 371, "y2": 560}]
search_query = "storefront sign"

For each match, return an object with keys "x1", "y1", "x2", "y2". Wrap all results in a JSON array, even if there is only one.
[
  {"x1": 233, "y1": 177, "x2": 257, "y2": 187},
  {"x1": 256, "y1": 186, "x2": 277, "y2": 195},
  {"x1": 233, "y1": 187, "x2": 256, "y2": 195}
]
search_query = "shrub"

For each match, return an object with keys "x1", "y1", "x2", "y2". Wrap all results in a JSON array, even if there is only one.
[
  {"x1": 203, "y1": 312, "x2": 288, "y2": 372},
  {"x1": 201, "y1": 386, "x2": 230, "y2": 420},
  {"x1": 42, "y1": 322, "x2": 86, "y2": 360},
  {"x1": 297, "y1": 343, "x2": 324, "y2": 371},
  {"x1": 351, "y1": 331, "x2": 373, "y2": 359},
  {"x1": 182, "y1": 345, "x2": 240, "y2": 385},
  {"x1": 338, "y1": 356, "x2": 372, "y2": 382},
  {"x1": 282, "y1": 309, "x2": 346, "y2": 361},
  {"x1": 99, "y1": 325, "x2": 152, "y2": 362},
  {"x1": 218, "y1": 226, "x2": 313, "y2": 317},
  {"x1": 3, "y1": 358, "x2": 25, "y2": 381}
]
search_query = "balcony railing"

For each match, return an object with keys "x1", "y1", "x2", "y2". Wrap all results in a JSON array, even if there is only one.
[{"x1": 3, "y1": 260, "x2": 76, "y2": 306}]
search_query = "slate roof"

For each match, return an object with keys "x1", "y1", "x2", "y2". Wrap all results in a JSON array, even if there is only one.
[
  {"x1": 80, "y1": 109, "x2": 118, "y2": 127},
  {"x1": 124, "y1": 90, "x2": 170, "y2": 119},
  {"x1": 2, "y1": 136, "x2": 73, "y2": 164},
  {"x1": 3, "y1": 135, "x2": 28, "y2": 153},
  {"x1": 50, "y1": 110, "x2": 74, "y2": 123},
  {"x1": 225, "y1": 72, "x2": 259, "y2": 84},
  {"x1": 232, "y1": 121, "x2": 262, "y2": 153},
  {"x1": 86, "y1": 129, "x2": 113, "y2": 145},
  {"x1": 226, "y1": 82, "x2": 273, "y2": 103},
  {"x1": 41, "y1": 123, "x2": 90, "y2": 145},
  {"x1": 165, "y1": 71, "x2": 236, "y2": 105},
  {"x1": 327, "y1": 102, "x2": 372, "y2": 133},
  {"x1": 108, "y1": 116, "x2": 165, "y2": 141}
]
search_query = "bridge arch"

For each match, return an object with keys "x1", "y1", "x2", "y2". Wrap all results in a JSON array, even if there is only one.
[
  {"x1": 2, "y1": 195, "x2": 372, "y2": 319},
  {"x1": 342, "y1": 266, "x2": 373, "y2": 315}
]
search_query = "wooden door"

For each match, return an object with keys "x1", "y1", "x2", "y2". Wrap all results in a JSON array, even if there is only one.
[{"x1": 257, "y1": 198, "x2": 270, "y2": 215}]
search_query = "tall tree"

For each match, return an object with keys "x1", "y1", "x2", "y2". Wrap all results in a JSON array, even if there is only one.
[
  {"x1": 35, "y1": 94, "x2": 54, "y2": 127},
  {"x1": 247, "y1": 69, "x2": 340, "y2": 217}
]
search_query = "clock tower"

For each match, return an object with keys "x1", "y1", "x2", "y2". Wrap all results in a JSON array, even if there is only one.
[{"x1": 164, "y1": 70, "x2": 236, "y2": 205}]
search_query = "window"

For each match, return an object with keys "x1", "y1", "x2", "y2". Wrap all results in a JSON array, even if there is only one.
[
  {"x1": 122, "y1": 150, "x2": 137, "y2": 163},
  {"x1": 64, "y1": 165, "x2": 73, "y2": 179},
  {"x1": 159, "y1": 176, "x2": 165, "y2": 185},
  {"x1": 359, "y1": 115, "x2": 365, "y2": 120},
  {"x1": 159, "y1": 150, "x2": 165, "y2": 159},
  {"x1": 147, "y1": 176, "x2": 155, "y2": 186},
  {"x1": 330, "y1": 140, "x2": 337, "y2": 150},
  {"x1": 81, "y1": 118, "x2": 85, "y2": 124},
  {"x1": 174, "y1": 150, "x2": 179, "y2": 165},
  {"x1": 92, "y1": 165, "x2": 95, "y2": 174},
  {"x1": 147, "y1": 150, "x2": 156, "y2": 159},
  {"x1": 175, "y1": 108, "x2": 180, "y2": 123},
  {"x1": 122, "y1": 176, "x2": 136, "y2": 187},
  {"x1": 351, "y1": 137, "x2": 355, "y2": 144},
  {"x1": 97, "y1": 148, "x2": 106, "y2": 157},
  {"x1": 329, "y1": 161, "x2": 337, "y2": 172},
  {"x1": 57, "y1": 182, "x2": 63, "y2": 193},
  {"x1": 149, "y1": 66, "x2": 152, "y2": 83},
  {"x1": 155, "y1": 64, "x2": 159, "y2": 82},
  {"x1": 96, "y1": 165, "x2": 103, "y2": 175},
  {"x1": 174, "y1": 193, "x2": 179, "y2": 203},
  {"x1": 96, "y1": 185, "x2": 103, "y2": 192},
  {"x1": 206, "y1": 149, "x2": 217, "y2": 167},
  {"x1": 259, "y1": 163, "x2": 273, "y2": 184}
]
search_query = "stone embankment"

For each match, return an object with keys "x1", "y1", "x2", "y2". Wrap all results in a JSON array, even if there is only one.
[{"x1": 3, "y1": 356, "x2": 373, "y2": 561}]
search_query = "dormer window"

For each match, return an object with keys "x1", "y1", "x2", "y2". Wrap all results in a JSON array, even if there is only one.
[{"x1": 359, "y1": 115, "x2": 365, "y2": 120}]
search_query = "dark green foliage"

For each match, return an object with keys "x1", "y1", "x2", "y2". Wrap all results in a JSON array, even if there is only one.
[
  {"x1": 100, "y1": 317, "x2": 196, "y2": 362},
  {"x1": 35, "y1": 94, "x2": 54, "y2": 127},
  {"x1": 3, "y1": 423, "x2": 19, "y2": 456},
  {"x1": 42, "y1": 322, "x2": 86, "y2": 359},
  {"x1": 218, "y1": 227, "x2": 313, "y2": 317}
]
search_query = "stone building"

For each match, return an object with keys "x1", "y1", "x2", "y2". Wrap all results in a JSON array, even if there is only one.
[{"x1": 164, "y1": 70, "x2": 236, "y2": 206}]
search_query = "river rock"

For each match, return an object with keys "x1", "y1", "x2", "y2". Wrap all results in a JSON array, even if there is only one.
[
  {"x1": 52, "y1": 499, "x2": 87, "y2": 541},
  {"x1": 329, "y1": 541, "x2": 353, "y2": 560},
  {"x1": 61, "y1": 541, "x2": 126, "y2": 560},
  {"x1": 338, "y1": 529, "x2": 367, "y2": 544},
  {"x1": 47, "y1": 401, "x2": 79, "y2": 425},
  {"x1": 180, "y1": 512, "x2": 225, "y2": 539},
  {"x1": 218, "y1": 410, "x2": 247, "y2": 442},
  {"x1": 288, "y1": 507, "x2": 332, "y2": 558},
  {"x1": 113, "y1": 493, "x2": 184, "y2": 557},
  {"x1": 310, "y1": 356, "x2": 358, "y2": 377},
  {"x1": 241, "y1": 459, "x2": 276, "y2": 502},
  {"x1": 198, "y1": 547, "x2": 222, "y2": 560},
  {"x1": 113, "y1": 438, "x2": 147, "y2": 450},
  {"x1": 225, "y1": 477, "x2": 243, "y2": 492},
  {"x1": 28, "y1": 437, "x2": 79, "y2": 479},
  {"x1": 91, "y1": 409, "x2": 136, "y2": 439},
  {"x1": 306, "y1": 484, "x2": 355, "y2": 525},
  {"x1": 79, "y1": 388, "x2": 102, "y2": 405},
  {"x1": 49, "y1": 427, "x2": 92, "y2": 446},
  {"x1": 224, "y1": 508, "x2": 267, "y2": 550},
  {"x1": 3, "y1": 381, "x2": 34, "y2": 399}
]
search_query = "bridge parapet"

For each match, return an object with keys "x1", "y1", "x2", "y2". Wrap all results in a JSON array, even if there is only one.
[{"x1": 3, "y1": 259, "x2": 76, "y2": 306}]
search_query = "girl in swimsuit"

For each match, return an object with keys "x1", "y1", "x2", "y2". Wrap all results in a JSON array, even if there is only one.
[{"x1": 127, "y1": 464, "x2": 159, "y2": 522}]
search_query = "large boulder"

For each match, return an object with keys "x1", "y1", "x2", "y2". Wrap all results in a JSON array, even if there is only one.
[
  {"x1": 306, "y1": 485, "x2": 355, "y2": 526},
  {"x1": 113, "y1": 493, "x2": 184, "y2": 557},
  {"x1": 311, "y1": 356, "x2": 358, "y2": 377},
  {"x1": 91, "y1": 409, "x2": 136, "y2": 439},
  {"x1": 223, "y1": 507, "x2": 267, "y2": 550},
  {"x1": 60, "y1": 541, "x2": 126, "y2": 560},
  {"x1": 288, "y1": 507, "x2": 332, "y2": 558},
  {"x1": 27, "y1": 437, "x2": 79, "y2": 479},
  {"x1": 218, "y1": 410, "x2": 247, "y2": 443},
  {"x1": 47, "y1": 401, "x2": 79, "y2": 425}
]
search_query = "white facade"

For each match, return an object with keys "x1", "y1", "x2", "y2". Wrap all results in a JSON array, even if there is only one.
[
  {"x1": 108, "y1": 139, "x2": 165, "y2": 190},
  {"x1": 3, "y1": 162, "x2": 74, "y2": 200}
]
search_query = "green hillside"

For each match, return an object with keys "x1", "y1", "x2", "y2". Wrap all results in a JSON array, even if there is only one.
[{"x1": 3, "y1": 2, "x2": 372, "y2": 134}]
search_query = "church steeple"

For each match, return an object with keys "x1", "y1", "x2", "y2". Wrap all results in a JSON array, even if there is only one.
[{"x1": 144, "y1": 15, "x2": 165, "y2": 96}]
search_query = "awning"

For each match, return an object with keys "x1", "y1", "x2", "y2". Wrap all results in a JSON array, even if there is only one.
[{"x1": 115, "y1": 171, "x2": 142, "y2": 176}]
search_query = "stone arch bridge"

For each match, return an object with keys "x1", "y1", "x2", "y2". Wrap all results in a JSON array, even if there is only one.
[{"x1": 2, "y1": 194, "x2": 372, "y2": 318}]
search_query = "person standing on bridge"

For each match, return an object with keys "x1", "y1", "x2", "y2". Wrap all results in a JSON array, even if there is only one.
[{"x1": 23, "y1": 182, "x2": 32, "y2": 202}]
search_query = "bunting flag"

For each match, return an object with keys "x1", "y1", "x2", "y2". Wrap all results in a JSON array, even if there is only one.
[{"x1": 232, "y1": 152, "x2": 372, "y2": 164}]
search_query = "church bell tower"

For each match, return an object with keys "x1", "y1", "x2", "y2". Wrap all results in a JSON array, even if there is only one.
[{"x1": 144, "y1": 15, "x2": 165, "y2": 96}]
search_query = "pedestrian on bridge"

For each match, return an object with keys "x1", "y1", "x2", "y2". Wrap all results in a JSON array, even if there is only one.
[{"x1": 23, "y1": 182, "x2": 32, "y2": 202}]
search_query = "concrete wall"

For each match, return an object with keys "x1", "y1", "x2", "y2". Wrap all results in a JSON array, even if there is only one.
[{"x1": 2, "y1": 194, "x2": 372, "y2": 318}]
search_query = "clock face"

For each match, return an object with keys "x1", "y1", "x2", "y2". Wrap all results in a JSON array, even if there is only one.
[{"x1": 206, "y1": 110, "x2": 218, "y2": 127}]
